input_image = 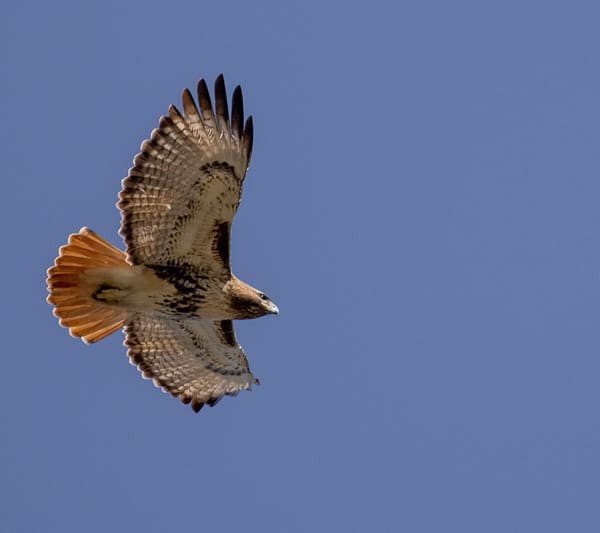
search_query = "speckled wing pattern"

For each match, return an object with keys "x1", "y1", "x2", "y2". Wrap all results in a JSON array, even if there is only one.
[
  {"x1": 125, "y1": 314, "x2": 258, "y2": 412},
  {"x1": 118, "y1": 74, "x2": 253, "y2": 269},
  {"x1": 116, "y1": 75, "x2": 256, "y2": 410}
]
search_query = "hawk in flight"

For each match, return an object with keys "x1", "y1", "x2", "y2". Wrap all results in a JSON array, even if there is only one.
[{"x1": 47, "y1": 75, "x2": 278, "y2": 412}]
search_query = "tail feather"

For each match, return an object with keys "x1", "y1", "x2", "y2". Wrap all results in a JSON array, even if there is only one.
[{"x1": 47, "y1": 227, "x2": 132, "y2": 344}]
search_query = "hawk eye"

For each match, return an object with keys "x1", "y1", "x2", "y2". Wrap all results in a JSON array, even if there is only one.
[{"x1": 258, "y1": 292, "x2": 269, "y2": 301}]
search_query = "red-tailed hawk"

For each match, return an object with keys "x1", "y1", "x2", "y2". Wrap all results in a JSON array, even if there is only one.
[{"x1": 47, "y1": 75, "x2": 278, "y2": 412}]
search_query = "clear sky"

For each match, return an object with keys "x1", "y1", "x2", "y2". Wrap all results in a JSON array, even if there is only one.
[{"x1": 2, "y1": 1, "x2": 599, "y2": 531}]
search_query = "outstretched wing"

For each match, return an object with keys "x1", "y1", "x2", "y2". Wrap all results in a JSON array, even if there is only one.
[
  {"x1": 125, "y1": 314, "x2": 258, "y2": 412},
  {"x1": 118, "y1": 75, "x2": 253, "y2": 271}
]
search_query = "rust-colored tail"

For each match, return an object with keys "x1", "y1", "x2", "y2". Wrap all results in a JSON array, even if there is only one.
[{"x1": 47, "y1": 227, "x2": 131, "y2": 343}]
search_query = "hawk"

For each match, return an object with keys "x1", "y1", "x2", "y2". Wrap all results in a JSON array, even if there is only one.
[{"x1": 47, "y1": 74, "x2": 278, "y2": 412}]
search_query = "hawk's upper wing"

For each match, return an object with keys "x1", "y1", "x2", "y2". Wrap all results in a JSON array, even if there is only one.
[
  {"x1": 125, "y1": 314, "x2": 258, "y2": 411},
  {"x1": 118, "y1": 75, "x2": 253, "y2": 271}
]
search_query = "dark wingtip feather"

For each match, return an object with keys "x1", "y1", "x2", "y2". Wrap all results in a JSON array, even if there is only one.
[
  {"x1": 169, "y1": 104, "x2": 184, "y2": 121},
  {"x1": 231, "y1": 85, "x2": 244, "y2": 138},
  {"x1": 243, "y1": 115, "x2": 254, "y2": 160},
  {"x1": 214, "y1": 74, "x2": 230, "y2": 131},
  {"x1": 191, "y1": 400, "x2": 204, "y2": 412},
  {"x1": 196, "y1": 79, "x2": 215, "y2": 123},
  {"x1": 181, "y1": 88, "x2": 199, "y2": 119},
  {"x1": 207, "y1": 397, "x2": 222, "y2": 407}
]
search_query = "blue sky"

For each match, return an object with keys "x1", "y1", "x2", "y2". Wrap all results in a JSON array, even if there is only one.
[{"x1": 2, "y1": 1, "x2": 599, "y2": 531}]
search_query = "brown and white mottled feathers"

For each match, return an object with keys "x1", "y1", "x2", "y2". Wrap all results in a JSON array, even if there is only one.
[
  {"x1": 115, "y1": 75, "x2": 262, "y2": 410},
  {"x1": 125, "y1": 314, "x2": 258, "y2": 412},
  {"x1": 118, "y1": 74, "x2": 253, "y2": 271},
  {"x1": 46, "y1": 75, "x2": 275, "y2": 412}
]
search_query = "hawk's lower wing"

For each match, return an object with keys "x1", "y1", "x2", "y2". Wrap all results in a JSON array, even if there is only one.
[{"x1": 124, "y1": 314, "x2": 258, "y2": 412}]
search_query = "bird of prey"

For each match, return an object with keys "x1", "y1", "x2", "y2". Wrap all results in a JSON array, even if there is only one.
[{"x1": 47, "y1": 74, "x2": 278, "y2": 412}]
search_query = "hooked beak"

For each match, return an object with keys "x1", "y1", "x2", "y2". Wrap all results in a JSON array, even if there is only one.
[{"x1": 266, "y1": 301, "x2": 279, "y2": 315}]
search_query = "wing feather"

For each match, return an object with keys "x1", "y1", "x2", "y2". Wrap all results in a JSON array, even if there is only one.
[
  {"x1": 125, "y1": 314, "x2": 258, "y2": 412},
  {"x1": 118, "y1": 75, "x2": 253, "y2": 268},
  {"x1": 196, "y1": 78, "x2": 217, "y2": 133},
  {"x1": 243, "y1": 116, "x2": 254, "y2": 164},
  {"x1": 231, "y1": 85, "x2": 244, "y2": 140},
  {"x1": 214, "y1": 74, "x2": 230, "y2": 133}
]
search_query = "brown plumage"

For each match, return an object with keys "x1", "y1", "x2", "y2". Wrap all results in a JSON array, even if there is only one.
[{"x1": 47, "y1": 75, "x2": 278, "y2": 412}]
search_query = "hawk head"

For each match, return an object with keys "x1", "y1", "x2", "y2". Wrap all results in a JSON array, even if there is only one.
[{"x1": 226, "y1": 277, "x2": 279, "y2": 319}]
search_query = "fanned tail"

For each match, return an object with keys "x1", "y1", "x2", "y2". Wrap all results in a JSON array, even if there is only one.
[{"x1": 47, "y1": 227, "x2": 132, "y2": 343}]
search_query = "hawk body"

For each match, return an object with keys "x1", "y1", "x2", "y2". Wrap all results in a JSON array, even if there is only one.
[{"x1": 47, "y1": 75, "x2": 278, "y2": 412}]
